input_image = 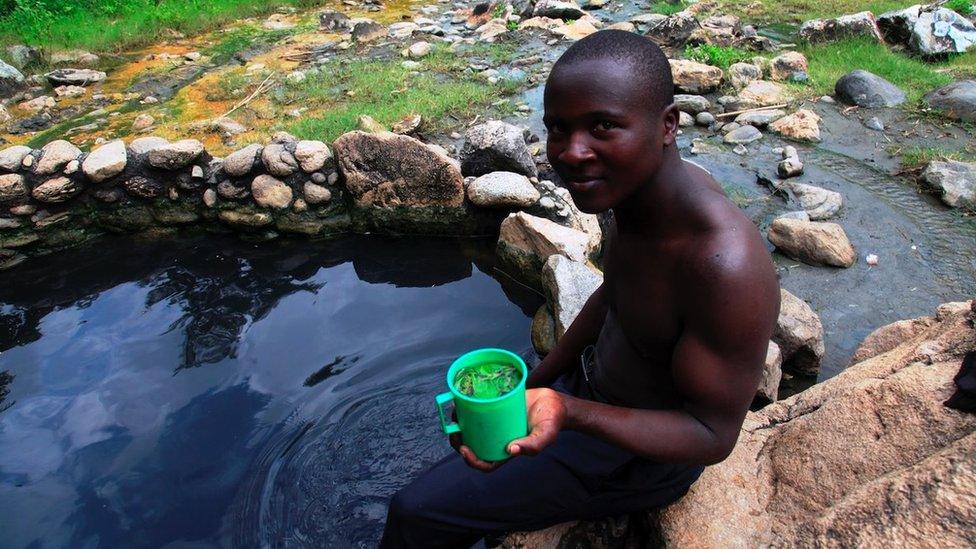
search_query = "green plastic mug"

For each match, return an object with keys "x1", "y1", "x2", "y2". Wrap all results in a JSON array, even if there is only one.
[{"x1": 435, "y1": 348, "x2": 528, "y2": 462}]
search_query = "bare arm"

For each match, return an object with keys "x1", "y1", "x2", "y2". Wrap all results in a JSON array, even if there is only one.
[
  {"x1": 509, "y1": 244, "x2": 779, "y2": 465},
  {"x1": 526, "y1": 282, "x2": 607, "y2": 389}
]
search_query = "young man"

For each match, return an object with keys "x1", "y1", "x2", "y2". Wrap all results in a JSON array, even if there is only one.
[{"x1": 381, "y1": 30, "x2": 780, "y2": 548}]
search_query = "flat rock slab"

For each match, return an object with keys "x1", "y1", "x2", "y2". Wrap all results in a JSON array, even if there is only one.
[
  {"x1": 148, "y1": 139, "x2": 204, "y2": 170},
  {"x1": 45, "y1": 68, "x2": 107, "y2": 86},
  {"x1": 787, "y1": 182, "x2": 843, "y2": 220},
  {"x1": 835, "y1": 70, "x2": 906, "y2": 107}
]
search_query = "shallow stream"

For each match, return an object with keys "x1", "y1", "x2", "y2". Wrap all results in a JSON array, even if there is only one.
[{"x1": 0, "y1": 234, "x2": 541, "y2": 547}]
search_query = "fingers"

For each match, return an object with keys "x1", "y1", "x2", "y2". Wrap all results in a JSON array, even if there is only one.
[
  {"x1": 459, "y1": 445, "x2": 504, "y2": 473},
  {"x1": 507, "y1": 419, "x2": 559, "y2": 457},
  {"x1": 449, "y1": 432, "x2": 462, "y2": 452}
]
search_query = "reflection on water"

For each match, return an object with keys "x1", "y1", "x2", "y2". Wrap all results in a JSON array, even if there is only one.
[{"x1": 0, "y1": 234, "x2": 543, "y2": 548}]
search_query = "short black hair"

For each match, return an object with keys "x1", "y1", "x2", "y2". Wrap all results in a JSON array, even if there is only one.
[{"x1": 549, "y1": 30, "x2": 674, "y2": 114}]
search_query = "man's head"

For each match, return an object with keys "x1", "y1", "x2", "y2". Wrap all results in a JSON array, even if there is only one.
[{"x1": 544, "y1": 30, "x2": 677, "y2": 213}]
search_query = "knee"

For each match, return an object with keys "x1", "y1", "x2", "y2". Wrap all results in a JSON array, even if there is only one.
[{"x1": 388, "y1": 484, "x2": 434, "y2": 523}]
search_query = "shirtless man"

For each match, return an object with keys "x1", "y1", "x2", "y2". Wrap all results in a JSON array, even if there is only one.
[{"x1": 380, "y1": 30, "x2": 780, "y2": 548}]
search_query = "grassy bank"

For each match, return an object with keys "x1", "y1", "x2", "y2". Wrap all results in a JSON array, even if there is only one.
[
  {"x1": 0, "y1": 0, "x2": 328, "y2": 53},
  {"x1": 706, "y1": 0, "x2": 919, "y2": 24}
]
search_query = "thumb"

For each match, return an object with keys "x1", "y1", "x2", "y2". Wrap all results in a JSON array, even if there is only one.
[{"x1": 508, "y1": 421, "x2": 558, "y2": 456}]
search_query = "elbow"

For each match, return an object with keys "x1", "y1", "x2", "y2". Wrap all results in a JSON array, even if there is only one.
[{"x1": 700, "y1": 443, "x2": 734, "y2": 465}]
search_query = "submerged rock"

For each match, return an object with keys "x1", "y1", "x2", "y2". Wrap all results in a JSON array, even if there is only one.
[
  {"x1": 724, "y1": 125, "x2": 763, "y2": 144},
  {"x1": 767, "y1": 218, "x2": 857, "y2": 268},
  {"x1": 786, "y1": 182, "x2": 843, "y2": 220},
  {"x1": 461, "y1": 120, "x2": 537, "y2": 178},
  {"x1": 922, "y1": 160, "x2": 976, "y2": 210},
  {"x1": 835, "y1": 70, "x2": 906, "y2": 107},
  {"x1": 799, "y1": 11, "x2": 884, "y2": 43},
  {"x1": 924, "y1": 80, "x2": 976, "y2": 122}
]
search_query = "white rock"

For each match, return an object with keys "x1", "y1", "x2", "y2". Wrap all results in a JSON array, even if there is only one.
[
  {"x1": 0, "y1": 146, "x2": 32, "y2": 172},
  {"x1": 148, "y1": 139, "x2": 204, "y2": 170},
  {"x1": 294, "y1": 140, "x2": 333, "y2": 172},
  {"x1": 35, "y1": 140, "x2": 81, "y2": 175},
  {"x1": 82, "y1": 139, "x2": 127, "y2": 183},
  {"x1": 541, "y1": 254, "x2": 603, "y2": 338},
  {"x1": 467, "y1": 171, "x2": 541, "y2": 208},
  {"x1": 251, "y1": 174, "x2": 293, "y2": 209}
]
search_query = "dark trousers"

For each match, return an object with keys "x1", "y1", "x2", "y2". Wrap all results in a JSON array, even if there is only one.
[{"x1": 380, "y1": 371, "x2": 704, "y2": 548}]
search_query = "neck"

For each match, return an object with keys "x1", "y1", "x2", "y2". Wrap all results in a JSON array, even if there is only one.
[{"x1": 612, "y1": 146, "x2": 686, "y2": 236}]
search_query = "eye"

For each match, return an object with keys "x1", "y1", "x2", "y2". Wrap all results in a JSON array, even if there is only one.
[
  {"x1": 593, "y1": 120, "x2": 619, "y2": 133},
  {"x1": 546, "y1": 121, "x2": 567, "y2": 135}
]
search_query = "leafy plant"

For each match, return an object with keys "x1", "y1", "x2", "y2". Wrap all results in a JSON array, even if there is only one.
[
  {"x1": 648, "y1": 0, "x2": 688, "y2": 15},
  {"x1": 683, "y1": 43, "x2": 751, "y2": 69},
  {"x1": 453, "y1": 362, "x2": 522, "y2": 399}
]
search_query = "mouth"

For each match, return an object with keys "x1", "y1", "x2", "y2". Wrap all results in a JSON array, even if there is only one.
[{"x1": 565, "y1": 178, "x2": 604, "y2": 192}]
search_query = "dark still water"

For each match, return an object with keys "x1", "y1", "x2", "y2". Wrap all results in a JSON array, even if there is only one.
[{"x1": 0, "y1": 234, "x2": 543, "y2": 548}]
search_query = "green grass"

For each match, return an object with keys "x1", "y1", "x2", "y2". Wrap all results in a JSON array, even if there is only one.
[
  {"x1": 945, "y1": 0, "x2": 973, "y2": 15},
  {"x1": 202, "y1": 24, "x2": 299, "y2": 66},
  {"x1": 281, "y1": 44, "x2": 523, "y2": 142},
  {"x1": 897, "y1": 146, "x2": 976, "y2": 172},
  {"x1": 795, "y1": 38, "x2": 976, "y2": 103},
  {"x1": 683, "y1": 43, "x2": 752, "y2": 69},
  {"x1": 648, "y1": 1, "x2": 689, "y2": 15},
  {"x1": 704, "y1": 0, "x2": 919, "y2": 24},
  {"x1": 0, "y1": 0, "x2": 327, "y2": 53}
]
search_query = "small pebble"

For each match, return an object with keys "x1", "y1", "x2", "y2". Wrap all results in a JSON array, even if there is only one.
[
  {"x1": 733, "y1": 144, "x2": 748, "y2": 155},
  {"x1": 820, "y1": 95, "x2": 836, "y2": 104},
  {"x1": 866, "y1": 254, "x2": 879, "y2": 266},
  {"x1": 864, "y1": 117, "x2": 884, "y2": 131}
]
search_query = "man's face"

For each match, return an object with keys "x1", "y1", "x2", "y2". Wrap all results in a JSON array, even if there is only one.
[{"x1": 543, "y1": 59, "x2": 675, "y2": 214}]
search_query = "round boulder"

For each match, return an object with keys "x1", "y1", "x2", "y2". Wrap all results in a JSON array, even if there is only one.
[
  {"x1": 467, "y1": 171, "x2": 541, "y2": 208},
  {"x1": 251, "y1": 174, "x2": 293, "y2": 209},
  {"x1": 835, "y1": 70, "x2": 906, "y2": 107}
]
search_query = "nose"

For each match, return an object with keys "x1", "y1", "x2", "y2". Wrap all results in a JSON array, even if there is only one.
[{"x1": 557, "y1": 132, "x2": 596, "y2": 166}]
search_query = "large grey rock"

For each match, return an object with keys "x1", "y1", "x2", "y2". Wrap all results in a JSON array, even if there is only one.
[
  {"x1": 35, "y1": 140, "x2": 82, "y2": 176},
  {"x1": 835, "y1": 70, "x2": 906, "y2": 107},
  {"x1": 533, "y1": 0, "x2": 585, "y2": 20},
  {"x1": 0, "y1": 146, "x2": 32, "y2": 172},
  {"x1": 541, "y1": 254, "x2": 603, "y2": 338},
  {"x1": 45, "y1": 68, "x2": 107, "y2": 86},
  {"x1": 467, "y1": 171, "x2": 541, "y2": 208},
  {"x1": 786, "y1": 182, "x2": 843, "y2": 220},
  {"x1": 922, "y1": 160, "x2": 976, "y2": 210},
  {"x1": 728, "y1": 62, "x2": 762, "y2": 90},
  {"x1": 82, "y1": 139, "x2": 127, "y2": 183},
  {"x1": 294, "y1": 140, "x2": 332, "y2": 172},
  {"x1": 32, "y1": 176, "x2": 83, "y2": 203},
  {"x1": 223, "y1": 144, "x2": 263, "y2": 176},
  {"x1": 669, "y1": 59, "x2": 723, "y2": 94},
  {"x1": 261, "y1": 143, "x2": 299, "y2": 177},
  {"x1": 735, "y1": 109, "x2": 786, "y2": 127},
  {"x1": 674, "y1": 94, "x2": 711, "y2": 114},
  {"x1": 497, "y1": 211, "x2": 595, "y2": 286},
  {"x1": 767, "y1": 218, "x2": 857, "y2": 268},
  {"x1": 128, "y1": 136, "x2": 168, "y2": 155},
  {"x1": 4, "y1": 45, "x2": 40, "y2": 69},
  {"x1": 774, "y1": 288, "x2": 825, "y2": 376},
  {"x1": 724, "y1": 125, "x2": 762, "y2": 144},
  {"x1": 646, "y1": 11, "x2": 700, "y2": 48},
  {"x1": 880, "y1": 5, "x2": 976, "y2": 56},
  {"x1": 0, "y1": 174, "x2": 27, "y2": 202},
  {"x1": 333, "y1": 130, "x2": 464, "y2": 208},
  {"x1": 148, "y1": 139, "x2": 204, "y2": 170},
  {"x1": 461, "y1": 120, "x2": 537, "y2": 178},
  {"x1": 251, "y1": 174, "x2": 293, "y2": 209},
  {"x1": 0, "y1": 58, "x2": 25, "y2": 98},
  {"x1": 351, "y1": 20, "x2": 386, "y2": 42},
  {"x1": 924, "y1": 80, "x2": 976, "y2": 122},
  {"x1": 303, "y1": 182, "x2": 332, "y2": 205},
  {"x1": 799, "y1": 11, "x2": 884, "y2": 43}
]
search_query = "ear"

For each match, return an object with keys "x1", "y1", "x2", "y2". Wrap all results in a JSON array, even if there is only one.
[{"x1": 661, "y1": 103, "x2": 679, "y2": 147}]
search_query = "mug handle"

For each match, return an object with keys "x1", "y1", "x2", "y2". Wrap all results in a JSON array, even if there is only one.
[{"x1": 435, "y1": 392, "x2": 461, "y2": 435}]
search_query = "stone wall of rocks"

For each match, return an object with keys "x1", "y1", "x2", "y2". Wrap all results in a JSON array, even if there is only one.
[{"x1": 0, "y1": 119, "x2": 600, "y2": 270}]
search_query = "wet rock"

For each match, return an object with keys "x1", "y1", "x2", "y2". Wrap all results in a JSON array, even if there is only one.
[
  {"x1": 19, "y1": 95, "x2": 55, "y2": 112},
  {"x1": 223, "y1": 144, "x2": 263, "y2": 176},
  {"x1": 303, "y1": 182, "x2": 332, "y2": 205},
  {"x1": 669, "y1": 59, "x2": 723, "y2": 94},
  {"x1": 773, "y1": 288, "x2": 826, "y2": 376},
  {"x1": 777, "y1": 146, "x2": 803, "y2": 178},
  {"x1": 647, "y1": 11, "x2": 700, "y2": 48},
  {"x1": 757, "y1": 341, "x2": 783, "y2": 403},
  {"x1": 924, "y1": 80, "x2": 976, "y2": 122},
  {"x1": 45, "y1": 68, "x2": 107, "y2": 86},
  {"x1": 148, "y1": 139, "x2": 204, "y2": 170},
  {"x1": 729, "y1": 62, "x2": 762, "y2": 90},
  {"x1": 261, "y1": 143, "x2": 300, "y2": 177},
  {"x1": 786, "y1": 182, "x2": 843, "y2": 220},
  {"x1": 767, "y1": 218, "x2": 857, "y2": 268},
  {"x1": 498, "y1": 211, "x2": 594, "y2": 286},
  {"x1": 733, "y1": 80, "x2": 789, "y2": 109},
  {"x1": 320, "y1": 10, "x2": 352, "y2": 31},
  {"x1": 0, "y1": 146, "x2": 32, "y2": 172},
  {"x1": 219, "y1": 209, "x2": 273, "y2": 228},
  {"x1": 735, "y1": 109, "x2": 786, "y2": 127},
  {"x1": 352, "y1": 20, "x2": 386, "y2": 42},
  {"x1": 461, "y1": 120, "x2": 537, "y2": 178},
  {"x1": 0, "y1": 174, "x2": 27, "y2": 202},
  {"x1": 82, "y1": 139, "x2": 127, "y2": 183},
  {"x1": 128, "y1": 136, "x2": 168, "y2": 155},
  {"x1": 333, "y1": 130, "x2": 465, "y2": 208},
  {"x1": 541, "y1": 254, "x2": 603, "y2": 338},
  {"x1": 294, "y1": 141, "x2": 332, "y2": 173},
  {"x1": 674, "y1": 94, "x2": 711, "y2": 114},
  {"x1": 769, "y1": 109, "x2": 822, "y2": 142},
  {"x1": 879, "y1": 5, "x2": 976, "y2": 57},
  {"x1": 389, "y1": 22, "x2": 420, "y2": 39},
  {"x1": 533, "y1": 0, "x2": 585, "y2": 20},
  {"x1": 251, "y1": 174, "x2": 293, "y2": 209},
  {"x1": 467, "y1": 171, "x2": 541, "y2": 208},
  {"x1": 696, "y1": 111, "x2": 715, "y2": 126},
  {"x1": 407, "y1": 41, "x2": 432, "y2": 58},
  {"x1": 769, "y1": 52, "x2": 809, "y2": 82},
  {"x1": 724, "y1": 125, "x2": 762, "y2": 144},
  {"x1": 132, "y1": 113, "x2": 155, "y2": 130},
  {"x1": 36, "y1": 140, "x2": 82, "y2": 175},
  {"x1": 532, "y1": 305, "x2": 557, "y2": 356},
  {"x1": 0, "y1": 58, "x2": 25, "y2": 98},
  {"x1": 655, "y1": 304, "x2": 976, "y2": 547},
  {"x1": 864, "y1": 116, "x2": 885, "y2": 131},
  {"x1": 921, "y1": 160, "x2": 976, "y2": 210},
  {"x1": 799, "y1": 11, "x2": 884, "y2": 43},
  {"x1": 835, "y1": 70, "x2": 906, "y2": 107},
  {"x1": 123, "y1": 176, "x2": 165, "y2": 199},
  {"x1": 32, "y1": 176, "x2": 83, "y2": 203}
]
